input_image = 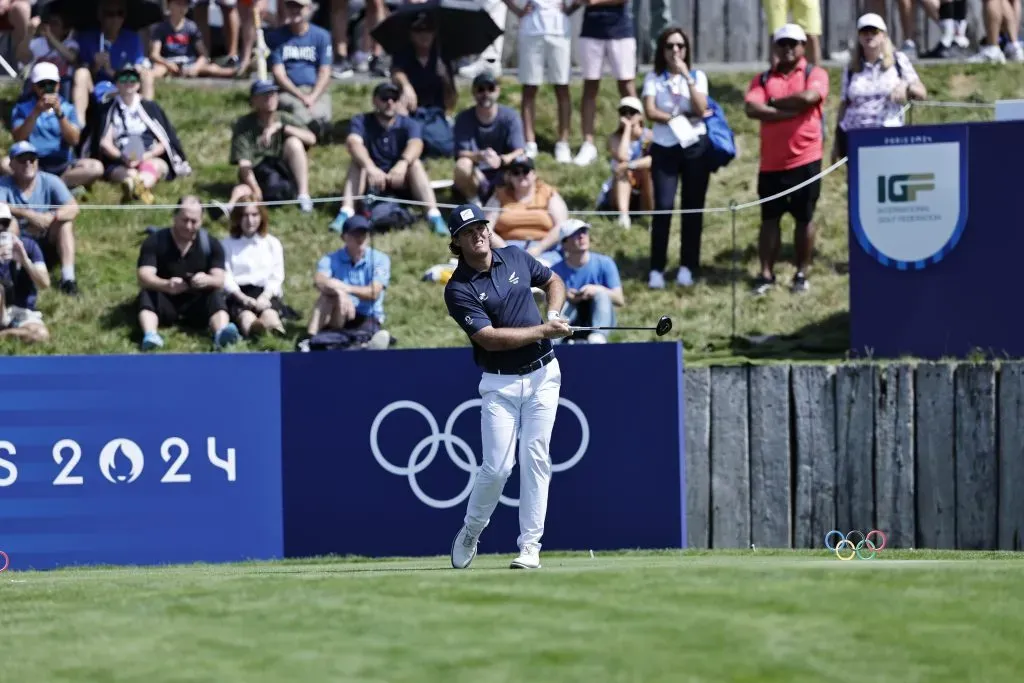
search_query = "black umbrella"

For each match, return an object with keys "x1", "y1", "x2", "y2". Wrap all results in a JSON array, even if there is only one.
[
  {"x1": 39, "y1": 0, "x2": 165, "y2": 32},
  {"x1": 371, "y1": 0, "x2": 503, "y2": 64}
]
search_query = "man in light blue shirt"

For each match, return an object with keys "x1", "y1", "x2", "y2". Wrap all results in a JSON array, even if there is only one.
[
  {"x1": 303, "y1": 214, "x2": 391, "y2": 350},
  {"x1": 269, "y1": 0, "x2": 333, "y2": 139},
  {"x1": 550, "y1": 219, "x2": 624, "y2": 344}
]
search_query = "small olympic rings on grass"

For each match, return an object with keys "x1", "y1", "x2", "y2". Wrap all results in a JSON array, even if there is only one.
[
  {"x1": 0, "y1": 550, "x2": 9, "y2": 572},
  {"x1": 824, "y1": 530, "x2": 887, "y2": 560}
]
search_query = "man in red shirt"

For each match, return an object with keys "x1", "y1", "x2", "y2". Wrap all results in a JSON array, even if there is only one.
[{"x1": 743, "y1": 23, "x2": 829, "y2": 295}]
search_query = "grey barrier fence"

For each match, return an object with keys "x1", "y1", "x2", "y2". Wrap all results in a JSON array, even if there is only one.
[{"x1": 683, "y1": 361, "x2": 1024, "y2": 551}]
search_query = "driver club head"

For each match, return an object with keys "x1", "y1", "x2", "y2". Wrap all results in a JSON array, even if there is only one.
[{"x1": 655, "y1": 316, "x2": 673, "y2": 336}]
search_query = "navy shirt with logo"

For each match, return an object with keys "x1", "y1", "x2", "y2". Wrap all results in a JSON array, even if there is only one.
[
  {"x1": 349, "y1": 113, "x2": 422, "y2": 172},
  {"x1": 269, "y1": 24, "x2": 333, "y2": 87},
  {"x1": 444, "y1": 246, "x2": 554, "y2": 373},
  {"x1": 580, "y1": 0, "x2": 634, "y2": 40},
  {"x1": 391, "y1": 48, "x2": 446, "y2": 110},
  {"x1": 152, "y1": 19, "x2": 203, "y2": 64}
]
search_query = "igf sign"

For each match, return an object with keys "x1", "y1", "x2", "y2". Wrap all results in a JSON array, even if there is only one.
[{"x1": 877, "y1": 173, "x2": 935, "y2": 203}]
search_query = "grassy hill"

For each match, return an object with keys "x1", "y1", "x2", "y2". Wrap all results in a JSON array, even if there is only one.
[{"x1": 0, "y1": 64, "x2": 1012, "y2": 363}]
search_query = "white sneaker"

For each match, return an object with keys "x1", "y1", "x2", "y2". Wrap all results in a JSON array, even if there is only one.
[
  {"x1": 525, "y1": 141, "x2": 538, "y2": 159},
  {"x1": 587, "y1": 332, "x2": 607, "y2": 344},
  {"x1": 510, "y1": 544, "x2": 541, "y2": 569},
  {"x1": 554, "y1": 140, "x2": 572, "y2": 164},
  {"x1": 617, "y1": 213, "x2": 631, "y2": 230},
  {"x1": 451, "y1": 525, "x2": 479, "y2": 569},
  {"x1": 297, "y1": 194, "x2": 313, "y2": 213},
  {"x1": 573, "y1": 141, "x2": 598, "y2": 167},
  {"x1": 676, "y1": 267, "x2": 694, "y2": 287},
  {"x1": 458, "y1": 58, "x2": 501, "y2": 79},
  {"x1": 1007, "y1": 41, "x2": 1024, "y2": 63},
  {"x1": 366, "y1": 330, "x2": 390, "y2": 350},
  {"x1": 970, "y1": 45, "x2": 1006, "y2": 63},
  {"x1": 648, "y1": 270, "x2": 665, "y2": 289}
]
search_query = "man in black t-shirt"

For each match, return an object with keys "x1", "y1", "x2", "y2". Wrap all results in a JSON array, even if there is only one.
[
  {"x1": 149, "y1": 0, "x2": 238, "y2": 80},
  {"x1": 136, "y1": 196, "x2": 241, "y2": 351}
]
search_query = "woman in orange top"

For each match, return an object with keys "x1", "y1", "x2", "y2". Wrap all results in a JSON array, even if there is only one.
[{"x1": 484, "y1": 155, "x2": 568, "y2": 265}]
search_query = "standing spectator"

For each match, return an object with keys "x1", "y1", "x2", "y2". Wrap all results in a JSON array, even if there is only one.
[
  {"x1": 761, "y1": 0, "x2": 822, "y2": 64},
  {"x1": 330, "y1": 82, "x2": 447, "y2": 235},
  {"x1": 744, "y1": 23, "x2": 829, "y2": 295},
  {"x1": 81, "y1": 65, "x2": 192, "y2": 206},
  {"x1": 236, "y1": 0, "x2": 267, "y2": 77},
  {"x1": 136, "y1": 196, "x2": 241, "y2": 351},
  {"x1": 0, "y1": 0, "x2": 33, "y2": 68},
  {"x1": 268, "y1": 0, "x2": 334, "y2": 141},
  {"x1": 7, "y1": 62, "x2": 105, "y2": 192},
  {"x1": 193, "y1": 0, "x2": 242, "y2": 70},
  {"x1": 228, "y1": 79, "x2": 316, "y2": 214},
  {"x1": 26, "y1": 9, "x2": 78, "y2": 99},
  {"x1": 504, "y1": 0, "x2": 573, "y2": 163},
  {"x1": 568, "y1": 0, "x2": 636, "y2": 167},
  {"x1": 641, "y1": 27, "x2": 712, "y2": 290},
  {"x1": 921, "y1": 0, "x2": 971, "y2": 58},
  {"x1": 222, "y1": 197, "x2": 288, "y2": 338},
  {"x1": 149, "y1": 0, "x2": 239, "y2": 81},
  {"x1": 452, "y1": 72, "x2": 526, "y2": 206},
  {"x1": 72, "y1": 0, "x2": 153, "y2": 124},
  {"x1": 833, "y1": 14, "x2": 927, "y2": 162},
  {"x1": 0, "y1": 141, "x2": 80, "y2": 296},
  {"x1": 597, "y1": 95, "x2": 653, "y2": 230},
  {"x1": 302, "y1": 214, "x2": 392, "y2": 351},
  {"x1": 969, "y1": 0, "x2": 1022, "y2": 62},
  {"x1": 0, "y1": 202, "x2": 50, "y2": 344},
  {"x1": 550, "y1": 220, "x2": 624, "y2": 345}
]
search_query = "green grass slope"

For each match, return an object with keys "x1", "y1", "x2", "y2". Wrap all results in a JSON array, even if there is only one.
[{"x1": 0, "y1": 64, "x2": 1011, "y2": 363}]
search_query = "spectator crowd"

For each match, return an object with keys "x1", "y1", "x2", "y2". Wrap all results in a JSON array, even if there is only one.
[{"x1": 0, "y1": 0, "x2": 950, "y2": 349}]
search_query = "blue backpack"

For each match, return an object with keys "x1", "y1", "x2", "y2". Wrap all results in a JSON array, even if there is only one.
[{"x1": 696, "y1": 70, "x2": 737, "y2": 173}]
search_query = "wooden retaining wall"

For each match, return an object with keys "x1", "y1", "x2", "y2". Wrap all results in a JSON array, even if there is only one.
[{"x1": 683, "y1": 362, "x2": 1024, "y2": 550}]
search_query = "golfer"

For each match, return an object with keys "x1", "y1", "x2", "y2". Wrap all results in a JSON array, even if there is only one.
[{"x1": 443, "y1": 203, "x2": 571, "y2": 570}]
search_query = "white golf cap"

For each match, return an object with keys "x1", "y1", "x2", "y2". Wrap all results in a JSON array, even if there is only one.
[
  {"x1": 618, "y1": 96, "x2": 643, "y2": 114},
  {"x1": 773, "y1": 23, "x2": 807, "y2": 43},
  {"x1": 857, "y1": 13, "x2": 888, "y2": 32},
  {"x1": 559, "y1": 219, "x2": 590, "y2": 241},
  {"x1": 0, "y1": 203, "x2": 12, "y2": 220},
  {"x1": 30, "y1": 61, "x2": 60, "y2": 84}
]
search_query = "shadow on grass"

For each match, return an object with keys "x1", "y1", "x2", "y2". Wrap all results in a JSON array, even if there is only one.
[
  {"x1": 99, "y1": 298, "x2": 142, "y2": 345},
  {"x1": 612, "y1": 249, "x2": 740, "y2": 287},
  {"x1": 727, "y1": 310, "x2": 850, "y2": 360}
]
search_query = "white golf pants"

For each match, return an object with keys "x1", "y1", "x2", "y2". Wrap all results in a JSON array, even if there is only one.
[{"x1": 464, "y1": 357, "x2": 561, "y2": 550}]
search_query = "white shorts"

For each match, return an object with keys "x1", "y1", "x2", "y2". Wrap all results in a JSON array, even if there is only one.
[
  {"x1": 1, "y1": 306, "x2": 43, "y2": 330},
  {"x1": 518, "y1": 33, "x2": 571, "y2": 86},
  {"x1": 579, "y1": 36, "x2": 637, "y2": 81}
]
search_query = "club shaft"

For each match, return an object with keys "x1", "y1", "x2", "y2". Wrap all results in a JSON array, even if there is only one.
[{"x1": 570, "y1": 326, "x2": 657, "y2": 332}]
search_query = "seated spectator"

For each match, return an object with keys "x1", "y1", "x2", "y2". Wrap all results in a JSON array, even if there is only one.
[
  {"x1": 389, "y1": 11, "x2": 456, "y2": 158},
  {"x1": 222, "y1": 197, "x2": 288, "y2": 337},
  {"x1": 301, "y1": 214, "x2": 392, "y2": 351},
  {"x1": 1, "y1": 0, "x2": 32, "y2": 68},
  {"x1": 135, "y1": 196, "x2": 241, "y2": 351},
  {"x1": 6, "y1": 62, "x2": 105, "y2": 193},
  {"x1": 0, "y1": 141, "x2": 80, "y2": 296},
  {"x1": 597, "y1": 96, "x2": 653, "y2": 230},
  {"x1": 330, "y1": 81, "x2": 447, "y2": 235},
  {"x1": 0, "y1": 202, "x2": 50, "y2": 344},
  {"x1": 484, "y1": 154, "x2": 566, "y2": 265},
  {"x1": 268, "y1": 0, "x2": 334, "y2": 141},
  {"x1": 453, "y1": 71, "x2": 526, "y2": 205},
  {"x1": 72, "y1": 0, "x2": 154, "y2": 124},
  {"x1": 551, "y1": 220, "x2": 624, "y2": 345},
  {"x1": 82, "y1": 64, "x2": 192, "y2": 206},
  {"x1": 227, "y1": 79, "x2": 316, "y2": 214},
  {"x1": 149, "y1": 0, "x2": 239, "y2": 82},
  {"x1": 25, "y1": 9, "x2": 78, "y2": 101}
]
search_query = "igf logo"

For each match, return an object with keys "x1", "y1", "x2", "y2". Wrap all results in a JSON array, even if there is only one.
[{"x1": 877, "y1": 173, "x2": 935, "y2": 203}]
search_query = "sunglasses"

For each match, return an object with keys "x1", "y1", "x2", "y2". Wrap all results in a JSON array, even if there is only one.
[
  {"x1": 474, "y1": 85, "x2": 496, "y2": 94},
  {"x1": 37, "y1": 81, "x2": 58, "y2": 93},
  {"x1": 665, "y1": 41, "x2": 686, "y2": 50},
  {"x1": 507, "y1": 167, "x2": 530, "y2": 178},
  {"x1": 14, "y1": 155, "x2": 38, "y2": 163},
  {"x1": 117, "y1": 74, "x2": 140, "y2": 83},
  {"x1": 618, "y1": 107, "x2": 640, "y2": 117},
  {"x1": 858, "y1": 27, "x2": 881, "y2": 35},
  {"x1": 775, "y1": 39, "x2": 799, "y2": 48},
  {"x1": 0, "y1": 219, "x2": 11, "y2": 228},
  {"x1": 376, "y1": 93, "x2": 398, "y2": 102},
  {"x1": 103, "y1": 10, "x2": 126, "y2": 18}
]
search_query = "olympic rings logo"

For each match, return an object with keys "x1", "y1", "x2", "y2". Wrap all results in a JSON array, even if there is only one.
[
  {"x1": 0, "y1": 550, "x2": 9, "y2": 572},
  {"x1": 824, "y1": 530, "x2": 888, "y2": 560},
  {"x1": 370, "y1": 398, "x2": 589, "y2": 509}
]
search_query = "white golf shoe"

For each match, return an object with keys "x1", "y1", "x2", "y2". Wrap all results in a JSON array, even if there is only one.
[
  {"x1": 510, "y1": 544, "x2": 541, "y2": 569},
  {"x1": 451, "y1": 525, "x2": 479, "y2": 569}
]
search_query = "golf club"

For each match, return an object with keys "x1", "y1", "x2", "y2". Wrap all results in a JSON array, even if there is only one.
[{"x1": 569, "y1": 315, "x2": 673, "y2": 337}]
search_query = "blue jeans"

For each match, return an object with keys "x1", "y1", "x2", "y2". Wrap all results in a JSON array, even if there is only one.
[{"x1": 554, "y1": 290, "x2": 616, "y2": 344}]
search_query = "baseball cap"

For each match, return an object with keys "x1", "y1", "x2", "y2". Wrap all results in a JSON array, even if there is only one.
[
  {"x1": 0, "y1": 203, "x2": 11, "y2": 221},
  {"x1": 472, "y1": 71, "x2": 498, "y2": 89},
  {"x1": 9, "y1": 141, "x2": 38, "y2": 158},
  {"x1": 342, "y1": 214, "x2": 372, "y2": 233},
  {"x1": 618, "y1": 96, "x2": 643, "y2": 114},
  {"x1": 857, "y1": 13, "x2": 888, "y2": 32},
  {"x1": 506, "y1": 154, "x2": 533, "y2": 172},
  {"x1": 116, "y1": 63, "x2": 141, "y2": 79},
  {"x1": 286, "y1": 0, "x2": 313, "y2": 5},
  {"x1": 30, "y1": 61, "x2": 60, "y2": 84},
  {"x1": 373, "y1": 81, "x2": 401, "y2": 100},
  {"x1": 447, "y1": 203, "x2": 488, "y2": 237},
  {"x1": 773, "y1": 23, "x2": 807, "y2": 43},
  {"x1": 559, "y1": 219, "x2": 590, "y2": 242},
  {"x1": 250, "y1": 79, "x2": 279, "y2": 96}
]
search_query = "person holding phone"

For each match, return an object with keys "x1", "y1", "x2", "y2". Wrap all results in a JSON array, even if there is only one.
[{"x1": 0, "y1": 202, "x2": 50, "y2": 344}]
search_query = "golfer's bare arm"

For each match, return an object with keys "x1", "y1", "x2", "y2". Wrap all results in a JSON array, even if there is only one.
[{"x1": 539, "y1": 271, "x2": 566, "y2": 313}]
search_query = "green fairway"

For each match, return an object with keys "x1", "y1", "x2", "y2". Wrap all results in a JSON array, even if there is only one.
[{"x1": 4, "y1": 550, "x2": 1023, "y2": 682}]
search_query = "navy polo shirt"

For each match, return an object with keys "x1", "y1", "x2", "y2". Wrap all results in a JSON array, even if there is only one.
[
  {"x1": 445, "y1": 246, "x2": 554, "y2": 373},
  {"x1": 349, "y1": 112, "x2": 422, "y2": 172}
]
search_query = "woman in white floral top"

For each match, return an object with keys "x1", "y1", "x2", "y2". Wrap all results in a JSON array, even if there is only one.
[{"x1": 832, "y1": 12, "x2": 928, "y2": 163}]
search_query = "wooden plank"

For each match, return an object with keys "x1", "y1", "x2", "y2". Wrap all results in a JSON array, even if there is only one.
[
  {"x1": 748, "y1": 364, "x2": 791, "y2": 548},
  {"x1": 694, "y1": 0, "x2": 726, "y2": 64},
  {"x1": 874, "y1": 364, "x2": 915, "y2": 549},
  {"x1": 998, "y1": 362, "x2": 1024, "y2": 550},
  {"x1": 915, "y1": 363, "x2": 956, "y2": 549},
  {"x1": 823, "y1": 0, "x2": 858, "y2": 57},
  {"x1": 792, "y1": 365, "x2": 836, "y2": 548},
  {"x1": 955, "y1": 364, "x2": 998, "y2": 550},
  {"x1": 684, "y1": 367, "x2": 711, "y2": 549},
  {"x1": 725, "y1": 0, "x2": 760, "y2": 62},
  {"x1": 709, "y1": 365, "x2": 750, "y2": 549},
  {"x1": 836, "y1": 365, "x2": 875, "y2": 533}
]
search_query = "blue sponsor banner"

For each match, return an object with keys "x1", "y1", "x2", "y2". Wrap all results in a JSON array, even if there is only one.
[
  {"x1": 0, "y1": 354, "x2": 284, "y2": 570},
  {"x1": 280, "y1": 342, "x2": 686, "y2": 559},
  {"x1": 849, "y1": 120, "x2": 1024, "y2": 358}
]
